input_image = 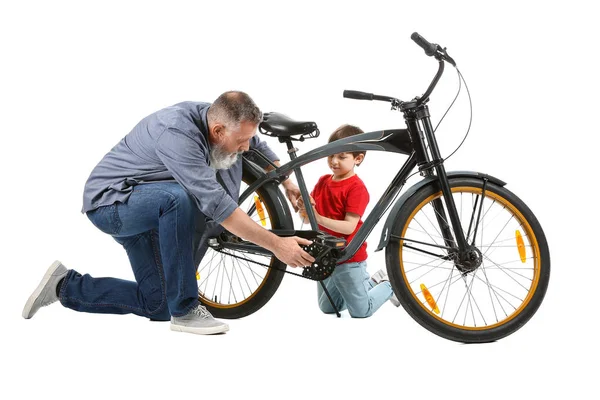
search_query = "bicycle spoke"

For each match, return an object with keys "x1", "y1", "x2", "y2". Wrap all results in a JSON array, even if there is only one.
[
  {"x1": 235, "y1": 256, "x2": 254, "y2": 296},
  {"x1": 407, "y1": 259, "x2": 449, "y2": 285},
  {"x1": 482, "y1": 254, "x2": 532, "y2": 292}
]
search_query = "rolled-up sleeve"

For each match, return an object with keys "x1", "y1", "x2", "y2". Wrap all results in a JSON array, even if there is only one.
[{"x1": 155, "y1": 127, "x2": 238, "y2": 224}]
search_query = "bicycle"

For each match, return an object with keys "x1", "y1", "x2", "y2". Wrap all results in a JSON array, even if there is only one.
[{"x1": 195, "y1": 33, "x2": 550, "y2": 343}]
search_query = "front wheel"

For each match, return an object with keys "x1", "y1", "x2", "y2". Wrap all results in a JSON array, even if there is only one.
[{"x1": 385, "y1": 177, "x2": 550, "y2": 343}]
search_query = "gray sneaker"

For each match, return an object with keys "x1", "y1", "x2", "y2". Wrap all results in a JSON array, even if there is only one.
[
  {"x1": 171, "y1": 304, "x2": 229, "y2": 335},
  {"x1": 371, "y1": 269, "x2": 401, "y2": 307},
  {"x1": 22, "y1": 260, "x2": 68, "y2": 319},
  {"x1": 371, "y1": 269, "x2": 388, "y2": 284}
]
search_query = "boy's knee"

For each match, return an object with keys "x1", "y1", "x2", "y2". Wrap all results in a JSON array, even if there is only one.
[
  {"x1": 318, "y1": 297, "x2": 345, "y2": 314},
  {"x1": 348, "y1": 305, "x2": 373, "y2": 318},
  {"x1": 318, "y1": 299, "x2": 336, "y2": 314}
]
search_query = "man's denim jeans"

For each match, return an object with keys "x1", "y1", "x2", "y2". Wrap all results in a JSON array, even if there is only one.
[
  {"x1": 317, "y1": 261, "x2": 393, "y2": 318},
  {"x1": 59, "y1": 182, "x2": 204, "y2": 320}
]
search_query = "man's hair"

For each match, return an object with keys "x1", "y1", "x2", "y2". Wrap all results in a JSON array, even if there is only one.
[
  {"x1": 207, "y1": 91, "x2": 262, "y2": 130},
  {"x1": 328, "y1": 124, "x2": 366, "y2": 159}
]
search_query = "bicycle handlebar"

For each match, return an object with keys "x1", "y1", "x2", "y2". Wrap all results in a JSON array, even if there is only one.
[
  {"x1": 411, "y1": 31, "x2": 456, "y2": 66},
  {"x1": 343, "y1": 90, "x2": 374, "y2": 101},
  {"x1": 343, "y1": 90, "x2": 397, "y2": 103},
  {"x1": 343, "y1": 33, "x2": 456, "y2": 107},
  {"x1": 411, "y1": 32, "x2": 438, "y2": 57}
]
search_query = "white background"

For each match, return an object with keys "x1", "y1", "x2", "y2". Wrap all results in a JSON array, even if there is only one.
[{"x1": 1, "y1": 1, "x2": 598, "y2": 399}]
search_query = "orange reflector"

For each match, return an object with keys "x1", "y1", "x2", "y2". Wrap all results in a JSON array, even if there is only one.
[
  {"x1": 254, "y1": 196, "x2": 266, "y2": 226},
  {"x1": 516, "y1": 230, "x2": 526, "y2": 263},
  {"x1": 420, "y1": 283, "x2": 440, "y2": 314},
  {"x1": 196, "y1": 272, "x2": 200, "y2": 280}
]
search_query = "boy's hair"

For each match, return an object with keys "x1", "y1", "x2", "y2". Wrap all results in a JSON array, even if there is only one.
[{"x1": 328, "y1": 124, "x2": 366, "y2": 160}]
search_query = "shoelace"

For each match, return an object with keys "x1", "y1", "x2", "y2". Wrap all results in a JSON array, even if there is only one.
[{"x1": 189, "y1": 305, "x2": 213, "y2": 319}]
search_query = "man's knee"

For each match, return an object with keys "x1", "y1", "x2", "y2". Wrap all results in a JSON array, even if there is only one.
[
  {"x1": 160, "y1": 184, "x2": 198, "y2": 219},
  {"x1": 144, "y1": 293, "x2": 170, "y2": 320},
  {"x1": 148, "y1": 305, "x2": 171, "y2": 321}
]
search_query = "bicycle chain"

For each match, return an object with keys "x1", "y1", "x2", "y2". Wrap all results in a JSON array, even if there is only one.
[{"x1": 213, "y1": 242, "x2": 338, "y2": 282}]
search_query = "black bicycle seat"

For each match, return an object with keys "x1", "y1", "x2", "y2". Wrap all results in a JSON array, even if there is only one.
[{"x1": 259, "y1": 112, "x2": 318, "y2": 138}]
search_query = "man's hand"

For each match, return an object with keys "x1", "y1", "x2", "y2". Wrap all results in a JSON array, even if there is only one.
[
  {"x1": 272, "y1": 236, "x2": 315, "y2": 268},
  {"x1": 282, "y1": 180, "x2": 302, "y2": 212},
  {"x1": 221, "y1": 208, "x2": 314, "y2": 268}
]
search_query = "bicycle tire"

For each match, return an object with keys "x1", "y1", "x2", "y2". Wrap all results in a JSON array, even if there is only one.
[
  {"x1": 385, "y1": 177, "x2": 550, "y2": 343},
  {"x1": 197, "y1": 166, "x2": 292, "y2": 319}
]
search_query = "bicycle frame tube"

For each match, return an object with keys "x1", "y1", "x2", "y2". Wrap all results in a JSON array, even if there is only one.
[
  {"x1": 240, "y1": 128, "x2": 418, "y2": 263},
  {"x1": 241, "y1": 129, "x2": 414, "y2": 203}
]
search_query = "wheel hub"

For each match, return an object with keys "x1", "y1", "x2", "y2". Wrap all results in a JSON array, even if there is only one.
[{"x1": 456, "y1": 246, "x2": 483, "y2": 273}]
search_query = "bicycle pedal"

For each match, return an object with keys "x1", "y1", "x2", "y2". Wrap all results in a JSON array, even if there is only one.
[
  {"x1": 301, "y1": 236, "x2": 343, "y2": 281},
  {"x1": 320, "y1": 235, "x2": 346, "y2": 250}
]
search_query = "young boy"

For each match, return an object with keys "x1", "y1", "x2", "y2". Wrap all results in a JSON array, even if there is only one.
[{"x1": 298, "y1": 124, "x2": 400, "y2": 318}]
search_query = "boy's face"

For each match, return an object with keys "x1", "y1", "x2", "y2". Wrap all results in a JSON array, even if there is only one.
[{"x1": 328, "y1": 152, "x2": 363, "y2": 179}]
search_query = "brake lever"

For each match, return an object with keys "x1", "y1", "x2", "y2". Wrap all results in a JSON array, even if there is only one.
[{"x1": 435, "y1": 46, "x2": 456, "y2": 67}]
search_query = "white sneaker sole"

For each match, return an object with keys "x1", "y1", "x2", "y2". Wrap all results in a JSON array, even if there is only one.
[
  {"x1": 22, "y1": 260, "x2": 63, "y2": 319},
  {"x1": 170, "y1": 323, "x2": 229, "y2": 335}
]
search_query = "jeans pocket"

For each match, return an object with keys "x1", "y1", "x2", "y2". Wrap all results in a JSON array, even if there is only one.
[{"x1": 87, "y1": 204, "x2": 123, "y2": 235}]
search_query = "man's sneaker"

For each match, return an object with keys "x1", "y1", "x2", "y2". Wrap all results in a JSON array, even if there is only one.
[
  {"x1": 371, "y1": 269, "x2": 401, "y2": 307},
  {"x1": 171, "y1": 304, "x2": 229, "y2": 335},
  {"x1": 22, "y1": 260, "x2": 68, "y2": 319}
]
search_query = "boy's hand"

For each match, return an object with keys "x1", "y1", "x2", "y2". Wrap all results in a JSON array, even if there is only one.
[
  {"x1": 296, "y1": 195, "x2": 315, "y2": 209},
  {"x1": 297, "y1": 196, "x2": 318, "y2": 224}
]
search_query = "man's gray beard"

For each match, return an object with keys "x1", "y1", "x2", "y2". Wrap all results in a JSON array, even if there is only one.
[{"x1": 209, "y1": 144, "x2": 241, "y2": 170}]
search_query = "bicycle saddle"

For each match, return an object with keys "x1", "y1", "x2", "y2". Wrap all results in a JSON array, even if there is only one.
[{"x1": 259, "y1": 112, "x2": 319, "y2": 138}]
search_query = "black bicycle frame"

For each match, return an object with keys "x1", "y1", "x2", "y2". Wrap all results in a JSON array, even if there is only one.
[{"x1": 234, "y1": 60, "x2": 469, "y2": 263}]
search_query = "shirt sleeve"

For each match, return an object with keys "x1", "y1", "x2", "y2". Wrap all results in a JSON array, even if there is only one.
[
  {"x1": 155, "y1": 127, "x2": 238, "y2": 224},
  {"x1": 345, "y1": 181, "x2": 370, "y2": 217}
]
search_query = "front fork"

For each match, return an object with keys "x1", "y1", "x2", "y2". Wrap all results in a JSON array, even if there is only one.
[{"x1": 408, "y1": 109, "x2": 472, "y2": 254}]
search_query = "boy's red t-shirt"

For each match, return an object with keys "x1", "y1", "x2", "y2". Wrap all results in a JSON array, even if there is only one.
[{"x1": 311, "y1": 174, "x2": 370, "y2": 263}]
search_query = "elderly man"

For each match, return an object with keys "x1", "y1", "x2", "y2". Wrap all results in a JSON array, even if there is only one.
[{"x1": 22, "y1": 91, "x2": 314, "y2": 335}]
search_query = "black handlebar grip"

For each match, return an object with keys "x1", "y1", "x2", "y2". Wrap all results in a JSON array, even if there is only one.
[
  {"x1": 343, "y1": 90, "x2": 374, "y2": 101},
  {"x1": 411, "y1": 32, "x2": 437, "y2": 56}
]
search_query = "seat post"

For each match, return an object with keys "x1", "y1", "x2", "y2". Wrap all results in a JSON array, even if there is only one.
[{"x1": 282, "y1": 138, "x2": 299, "y2": 160}]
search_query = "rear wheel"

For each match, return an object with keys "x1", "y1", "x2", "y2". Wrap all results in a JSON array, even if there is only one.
[
  {"x1": 386, "y1": 177, "x2": 550, "y2": 343},
  {"x1": 197, "y1": 171, "x2": 291, "y2": 319}
]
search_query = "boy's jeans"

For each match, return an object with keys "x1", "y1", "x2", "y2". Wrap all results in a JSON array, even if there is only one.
[
  {"x1": 317, "y1": 261, "x2": 393, "y2": 318},
  {"x1": 59, "y1": 182, "x2": 205, "y2": 320}
]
